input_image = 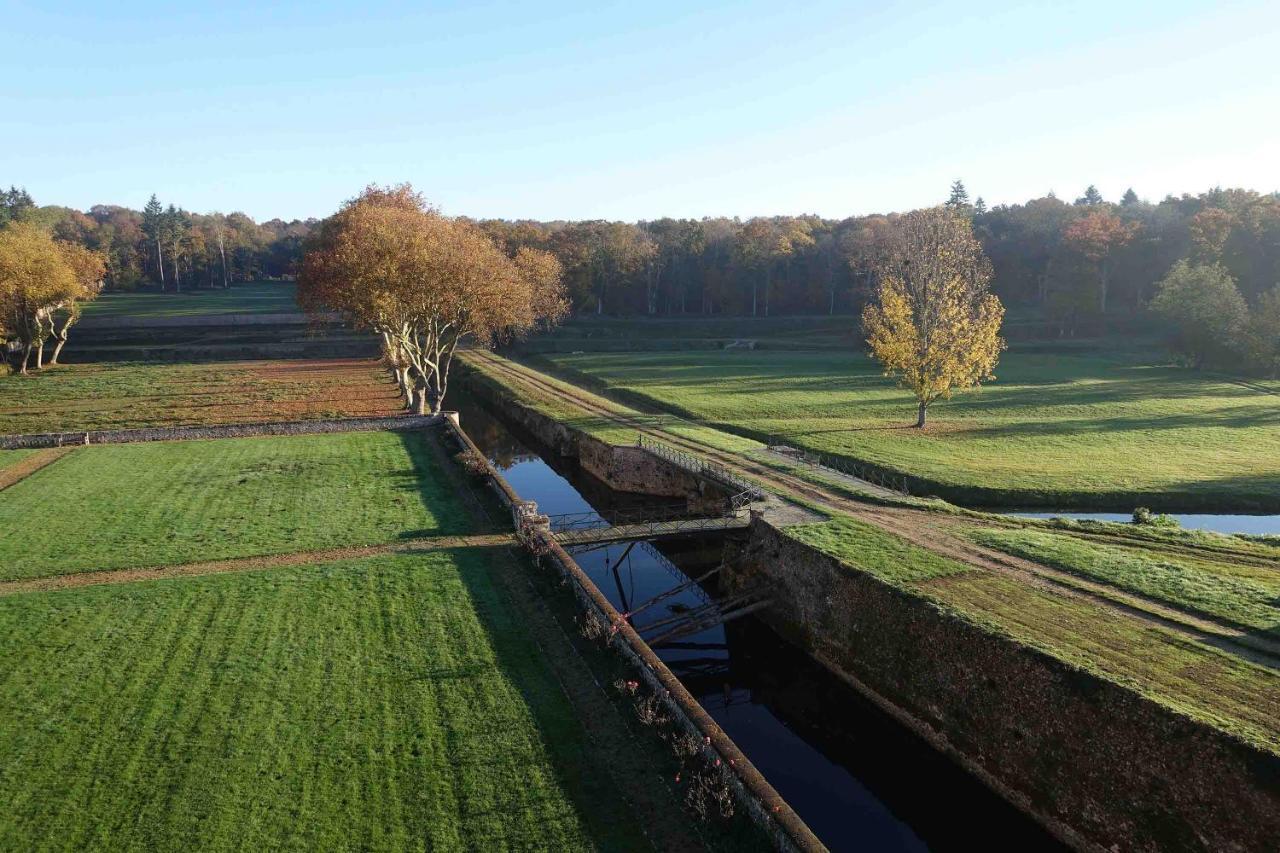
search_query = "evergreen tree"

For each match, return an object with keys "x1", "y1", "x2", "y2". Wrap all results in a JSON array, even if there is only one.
[
  {"x1": 141, "y1": 194, "x2": 165, "y2": 286},
  {"x1": 1076, "y1": 185, "x2": 1104, "y2": 206},
  {"x1": 0, "y1": 186, "x2": 35, "y2": 226},
  {"x1": 1121, "y1": 187, "x2": 1139, "y2": 206},
  {"x1": 946, "y1": 180, "x2": 970, "y2": 209},
  {"x1": 974, "y1": 197, "x2": 987, "y2": 215}
]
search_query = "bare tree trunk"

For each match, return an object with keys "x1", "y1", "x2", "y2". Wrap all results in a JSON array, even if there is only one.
[
  {"x1": 916, "y1": 400, "x2": 927, "y2": 428},
  {"x1": 34, "y1": 340, "x2": 44, "y2": 370},
  {"x1": 763, "y1": 267, "x2": 771, "y2": 317},
  {"x1": 218, "y1": 233, "x2": 229, "y2": 288},
  {"x1": 51, "y1": 336, "x2": 68, "y2": 365},
  {"x1": 172, "y1": 248, "x2": 181, "y2": 292},
  {"x1": 20, "y1": 343, "x2": 33, "y2": 374},
  {"x1": 156, "y1": 239, "x2": 165, "y2": 288}
]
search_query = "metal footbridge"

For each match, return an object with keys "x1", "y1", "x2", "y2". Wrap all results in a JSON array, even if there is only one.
[{"x1": 545, "y1": 504, "x2": 750, "y2": 546}]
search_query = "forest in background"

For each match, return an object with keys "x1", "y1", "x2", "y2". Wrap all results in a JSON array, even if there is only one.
[{"x1": 3, "y1": 182, "x2": 1277, "y2": 354}]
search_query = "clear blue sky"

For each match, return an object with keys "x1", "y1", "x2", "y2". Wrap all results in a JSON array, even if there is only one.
[{"x1": 2, "y1": 1, "x2": 1277, "y2": 222}]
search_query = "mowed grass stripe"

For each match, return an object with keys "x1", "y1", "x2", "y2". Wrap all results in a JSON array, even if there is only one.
[
  {"x1": 543, "y1": 348, "x2": 1280, "y2": 508},
  {"x1": 0, "y1": 551, "x2": 641, "y2": 851},
  {"x1": 0, "y1": 430, "x2": 476, "y2": 581}
]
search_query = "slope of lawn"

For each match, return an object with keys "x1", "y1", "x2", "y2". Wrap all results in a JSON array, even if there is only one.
[
  {"x1": 0, "y1": 358, "x2": 400, "y2": 434},
  {"x1": 0, "y1": 551, "x2": 642, "y2": 851},
  {"x1": 542, "y1": 347, "x2": 1280, "y2": 509},
  {"x1": 966, "y1": 526, "x2": 1280, "y2": 636},
  {"x1": 0, "y1": 430, "x2": 472, "y2": 580},
  {"x1": 785, "y1": 515, "x2": 1280, "y2": 755},
  {"x1": 80, "y1": 281, "x2": 299, "y2": 320}
]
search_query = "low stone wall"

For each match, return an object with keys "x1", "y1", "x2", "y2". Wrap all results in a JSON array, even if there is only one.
[
  {"x1": 0, "y1": 415, "x2": 440, "y2": 450},
  {"x1": 724, "y1": 515, "x2": 1280, "y2": 852}
]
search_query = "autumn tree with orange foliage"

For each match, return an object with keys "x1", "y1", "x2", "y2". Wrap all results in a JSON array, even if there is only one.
[
  {"x1": 298, "y1": 185, "x2": 567, "y2": 414},
  {"x1": 862, "y1": 207, "x2": 1005, "y2": 428},
  {"x1": 1063, "y1": 210, "x2": 1140, "y2": 315}
]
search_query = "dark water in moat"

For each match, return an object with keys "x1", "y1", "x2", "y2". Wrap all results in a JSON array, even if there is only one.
[{"x1": 446, "y1": 386, "x2": 1062, "y2": 853}]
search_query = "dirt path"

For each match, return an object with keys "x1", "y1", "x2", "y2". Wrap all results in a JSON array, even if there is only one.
[
  {"x1": 468, "y1": 351, "x2": 1280, "y2": 668},
  {"x1": 0, "y1": 533, "x2": 512, "y2": 597},
  {"x1": 0, "y1": 447, "x2": 76, "y2": 492}
]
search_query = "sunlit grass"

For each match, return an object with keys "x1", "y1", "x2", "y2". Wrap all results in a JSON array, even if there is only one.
[
  {"x1": 542, "y1": 348, "x2": 1280, "y2": 508},
  {"x1": 0, "y1": 551, "x2": 639, "y2": 850},
  {"x1": 81, "y1": 281, "x2": 299, "y2": 319},
  {"x1": 0, "y1": 430, "x2": 473, "y2": 580},
  {"x1": 967, "y1": 527, "x2": 1280, "y2": 635}
]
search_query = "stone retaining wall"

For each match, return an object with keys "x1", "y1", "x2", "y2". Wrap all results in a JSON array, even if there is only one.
[
  {"x1": 0, "y1": 415, "x2": 441, "y2": 449},
  {"x1": 461, "y1": 364, "x2": 732, "y2": 510},
  {"x1": 724, "y1": 515, "x2": 1280, "y2": 853}
]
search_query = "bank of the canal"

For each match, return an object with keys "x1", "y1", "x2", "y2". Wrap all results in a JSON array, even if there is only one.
[{"x1": 446, "y1": 386, "x2": 1061, "y2": 853}]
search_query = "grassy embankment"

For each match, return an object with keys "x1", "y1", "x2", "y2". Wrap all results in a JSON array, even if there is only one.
[
  {"x1": 461, "y1": 351, "x2": 1280, "y2": 755},
  {"x1": 0, "y1": 427, "x2": 663, "y2": 849},
  {"x1": 539, "y1": 347, "x2": 1280, "y2": 510},
  {"x1": 0, "y1": 358, "x2": 401, "y2": 434},
  {"x1": 787, "y1": 515, "x2": 1280, "y2": 754},
  {"x1": 81, "y1": 280, "x2": 299, "y2": 319},
  {"x1": 966, "y1": 526, "x2": 1280, "y2": 637}
]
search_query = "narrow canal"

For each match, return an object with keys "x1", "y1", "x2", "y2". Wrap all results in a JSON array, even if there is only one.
[{"x1": 446, "y1": 385, "x2": 1062, "y2": 852}]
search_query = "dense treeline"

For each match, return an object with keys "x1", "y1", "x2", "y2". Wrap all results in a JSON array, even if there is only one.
[
  {"x1": 4, "y1": 182, "x2": 1277, "y2": 373},
  {"x1": 472, "y1": 185, "x2": 1280, "y2": 329},
  {"x1": 0, "y1": 188, "x2": 312, "y2": 291}
]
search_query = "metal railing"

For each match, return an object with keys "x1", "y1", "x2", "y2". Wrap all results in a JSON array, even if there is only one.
[{"x1": 636, "y1": 434, "x2": 766, "y2": 502}]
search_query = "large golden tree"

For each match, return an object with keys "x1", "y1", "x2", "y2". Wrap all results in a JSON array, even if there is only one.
[
  {"x1": 862, "y1": 207, "x2": 1005, "y2": 428},
  {"x1": 0, "y1": 223, "x2": 104, "y2": 374},
  {"x1": 298, "y1": 185, "x2": 566, "y2": 414}
]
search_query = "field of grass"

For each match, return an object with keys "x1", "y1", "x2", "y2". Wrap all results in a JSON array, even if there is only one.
[
  {"x1": 786, "y1": 515, "x2": 1280, "y2": 754},
  {"x1": 967, "y1": 527, "x2": 1280, "y2": 636},
  {"x1": 0, "y1": 358, "x2": 400, "y2": 434},
  {"x1": 541, "y1": 347, "x2": 1280, "y2": 509},
  {"x1": 0, "y1": 550, "x2": 642, "y2": 850},
  {"x1": 0, "y1": 449, "x2": 35, "y2": 471},
  {"x1": 82, "y1": 281, "x2": 299, "y2": 320},
  {"x1": 0, "y1": 431, "x2": 472, "y2": 580}
]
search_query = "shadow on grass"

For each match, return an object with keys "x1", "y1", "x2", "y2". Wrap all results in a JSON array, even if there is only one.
[{"x1": 451, "y1": 541, "x2": 654, "y2": 851}]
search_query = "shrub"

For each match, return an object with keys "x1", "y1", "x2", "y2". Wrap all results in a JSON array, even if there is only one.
[{"x1": 1132, "y1": 506, "x2": 1180, "y2": 528}]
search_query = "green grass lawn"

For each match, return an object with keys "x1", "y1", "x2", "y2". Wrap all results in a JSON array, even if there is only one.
[
  {"x1": 82, "y1": 281, "x2": 299, "y2": 320},
  {"x1": 542, "y1": 348, "x2": 1280, "y2": 509},
  {"x1": 0, "y1": 431, "x2": 472, "y2": 580},
  {"x1": 0, "y1": 358, "x2": 400, "y2": 434},
  {"x1": 0, "y1": 449, "x2": 36, "y2": 471},
  {"x1": 0, "y1": 551, "x2": 642, "y2": 851},
  {"x1": 967, "y1": 526, "x2": 1280, "y2": 636}
]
